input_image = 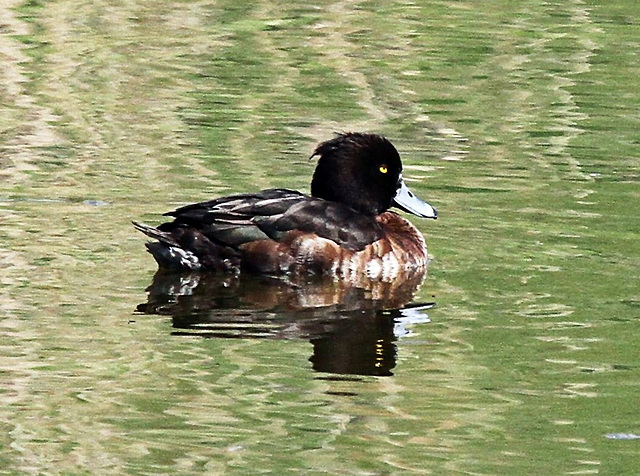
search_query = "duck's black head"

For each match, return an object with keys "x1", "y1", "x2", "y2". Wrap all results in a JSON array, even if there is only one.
[{"x1": 311, "y1": 132, "x2": 437, "y2": 219}]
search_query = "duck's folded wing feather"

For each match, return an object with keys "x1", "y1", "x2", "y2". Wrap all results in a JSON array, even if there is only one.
[{"x1": 162, "y1": 189, "x2": 382, "y2": 251}]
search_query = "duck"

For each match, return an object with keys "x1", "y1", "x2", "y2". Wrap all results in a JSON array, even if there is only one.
[{"x1": 133, "y1": 132, "x2": 437, "y2": 281}]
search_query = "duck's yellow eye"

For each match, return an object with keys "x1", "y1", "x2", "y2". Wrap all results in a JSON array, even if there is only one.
[{"x1": 379, "y1": 165, "x2": 388, "y2": 174}]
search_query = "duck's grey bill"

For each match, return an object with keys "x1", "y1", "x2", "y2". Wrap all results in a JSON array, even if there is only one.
[{"x1": 393, "y1": 181, "x2": 438, "y2": 219}]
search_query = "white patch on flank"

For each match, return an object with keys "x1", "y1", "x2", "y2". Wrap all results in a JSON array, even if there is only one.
[
  {"x1": 365, "y1": 259, "x2": 382, "y2": 280},
  {"x1": 381, "y1": 253, "x2": 400, "y2": 281},
  {"x1": 329, "y1": 259, "x2": 339, "y2": 277},
  {"x1": 347, "y1": 255, "x2": 360, "y2": 280},
  {"x1": 169, "y1": 246, "x2": 201, "y2": 270},
  {"x1": 295, "y1": 237, "x2": 320, "y2": 266}
]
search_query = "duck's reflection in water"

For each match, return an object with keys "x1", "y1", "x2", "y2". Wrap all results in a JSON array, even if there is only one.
[{"x1": 137, "y1": 270, "x2": 433, "y2": 376}]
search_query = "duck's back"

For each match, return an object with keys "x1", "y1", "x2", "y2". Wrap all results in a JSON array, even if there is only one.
[{"x1": 134, "y1": 188, "x2": 385, "y2": 274}]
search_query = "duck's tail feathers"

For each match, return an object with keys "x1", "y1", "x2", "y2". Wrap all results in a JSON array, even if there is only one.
[
  {"x1": 133, "y1": 221, "x2": 243, "y2": 272},
  {"x1": 132, "y1": 221, "x2": 178, "y2": 246},
  {"x1": 133, "y1": 221, "x2": 203, "y2": 270}
]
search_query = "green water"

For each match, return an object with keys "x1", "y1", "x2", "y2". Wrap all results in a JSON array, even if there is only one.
[{"x1": 1, "y1": 0, "x2": 638, "y2": 474}]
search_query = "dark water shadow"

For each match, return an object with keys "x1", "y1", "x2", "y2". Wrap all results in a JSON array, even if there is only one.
[{"x1": 136, "y1": 271, "x2": 434, "y2": 376}]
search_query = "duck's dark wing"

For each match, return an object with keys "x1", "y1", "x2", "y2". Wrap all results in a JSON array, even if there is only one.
[{"x1": 162, "y1": 189, "x2": 383, "y2": 251}]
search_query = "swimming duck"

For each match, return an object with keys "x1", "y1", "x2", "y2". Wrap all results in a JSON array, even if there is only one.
[{"x1": 134, "y1": 132, "x2": 437, "y2": 280}]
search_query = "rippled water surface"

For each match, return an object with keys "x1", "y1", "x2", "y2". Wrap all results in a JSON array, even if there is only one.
[{"x1": 1, "y1": 0, "x2": 638, "y2": 474}]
